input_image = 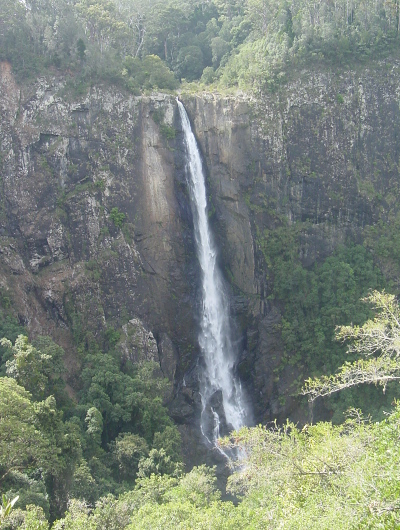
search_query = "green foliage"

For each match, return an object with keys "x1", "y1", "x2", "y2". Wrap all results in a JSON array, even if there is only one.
[
  {"x1": 52, "y1": 499, "x2": 95, "y2": 530},
  {"x1": 109, "y1": 207, "x2": 126, "y2": 229},
  {"x1": 89, "y1": 494, "x2": 132, "y2": 530},
  {"x1": 3, "y1": 472, "x2": 50, "y2": 518},
  {"x1": 175, "y1": 46, "x2": 204, "y2": 81},
  {"x1": 159, "y1": 123, "x2": 176, "y2": 140},
  {"x1": 111, "y1": 433, "x2": 149, "y2": 481},
  {"x1": 0, "y1": 318, "x2": 25, "y2": 376},
  {"x1": 257, "y1": 222, "x2": 393, "y2": 419},
  {"x1": 47, "y1": 401, "x2": 400, "y2": 528},
  {"x1": 76, "y1": 38, "x2": 86, "y2": 61},
  {"x1": 200, "y1": 66, "x2": 216, "y2": 84},
  {"x1": 128, "y1": 499, "x2": 246, "y2": 530},
  {"x1": 0, "y1": 292, "x2": 26, "y2": 373},
  {"x1": 219, "y1": 406, "x2": 400, "y2": 529},
  {"x1": 137, "y1": 449, "x2": 184, "y2": 479},
  {"x1": 151, "y1": 109, "x2": 176, "y2": 139},
  {"x1": 2, "y1": 503, "x2": 49, "y2": 530},
  {"x1": 4, "y1": 0, "x2": 399, "y2": 88},
  {"x1": 79, "y1": 353, "x2": 171, "y2": 444},
  {"x1": 0, "y1": 336, "x2": 82, "y2": 519},
  {"x1": 259, "y1": 226, "x2": 384, "y2": 375},
  {"x1": 303, "y1": 291, "x2": 400, "y2": 402},
  {"x1": 0, "y1": 378, "x2": 57, "y2": 486},
  {"x1": 219, "y1": 0, "x2": 400, "y2": 90},
  {"x1": 121, "y1": 474, "x2": 180, "y2": 511},
  {"x1": 1, "y1": 335, "x2": 65, "y2": 402},
  {"x1": 69, "y1": 460, "x2": 98, "y2": 504},
  {"x1": 0, "y1": 289, "x2": 11, "y2": 310},
  {"x1": 85, "y1": 260, "x2": 102, "y2": 282},
  {"x1": 0, "y1": 328, "x2": 182, "y2": 521},
  {"x1": 0, "y1": 494, "x2": 19, "y2": 521},
  {"x1": 152, "y1": 426, "x2": 182, "y2": 464},
  {"x1": 103, "y1": 327, "x2": 121, "y2": 350},
  {"x1": 0, "y1": 317, "x2": 180, "y2": 515},
  {"x1": 165, "y1": 465, "x2": 220, "y2": 507},
  {"x1": 20, "y1": 505, "x2": 49, "y2": 530},
  {"x1": 122, "y1": 55, "x2": 178, "y2": 92},
  {"x1": 53, "y1": 466, "x2": 236, "y2": 529},
  {"x1": 364, "y1": 211, "x2": 400, "y2": 292},
  {"x1": 85, "y1": 407, "x2": 103, "y2": 447}
]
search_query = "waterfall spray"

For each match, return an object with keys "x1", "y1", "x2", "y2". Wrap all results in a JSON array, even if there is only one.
[{"x1": 177, "y1": 100, "x2": 247, "y2": 446}]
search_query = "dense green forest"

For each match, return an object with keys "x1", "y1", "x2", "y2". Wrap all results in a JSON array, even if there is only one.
[
  {"x1": 0, "y1": 321, "x2": 184, "y2": 523},
  {"x1": 1, "y1": 293, "x2": 400, "y2": 528},
  {"x1": 1, "y1": 0, "x2": 400, "y2": 90}
]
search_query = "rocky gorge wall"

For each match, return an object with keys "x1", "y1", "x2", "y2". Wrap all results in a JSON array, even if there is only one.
[
  {"x1": 184, "y1": 61, "x2": 400, "y2": 425},
  {"x1": 1, "y1": 59, "x2": 400, "y2": 463}
]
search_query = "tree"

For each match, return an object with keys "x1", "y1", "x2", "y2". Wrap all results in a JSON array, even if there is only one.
[
  {"x1": 85, "y1": 406, "x2": 103, "y2": 447},
  {"x1": 166, "y1": 465, "x2": 220, "y2": 507},
  {"x1": 75, "y1": 0, "x2": 128, "y2": 55},
  {"x1": 219, "y1": 406, "x2": 400, "y2": 529},
  {"x1": 210, "y1": 36, "x2": 230, "y2": 67},
  {"x1": 1, "y1": 503, "x2": 49, "y2": 530},
  {"x1": 115, "y1": 0, "x2": 151, "y2": 58},
  {"x1": 122, "y1": 54, "x2": 178, "y2": 91},
  {"x1": 2, "y1": 336, "x2": 48, "y2": 401},
  {"x1": 52, "y1": 500, "x2": 96, "y2": 530},
  {"x1": 137, "y1": 449, "x2": 183, "y2": 479},
  {"x1": 145, "y1": 1, "x2": 188, "y2": 63},
  {"x1": 152, "y1": 426, "x2": 182, "y2": 464},
  {"x1": 174, "y1": 45, "x2": 204, "y2": 81},
  {"x1": 121, "y1": 473, "x2": 179, "y2": 509},
  {"x1": 302, "y1": 291, "x2": 400, "y2": 403},
  {"x1": 2, "y1": 335, "x2": 65, "y2": 402},
  {"x1": 110, "y1": 433, "x2": 149, "y2": 481},
  {"x1": 0, "y1": 378, "x2": 56, "y2": 486},
  {"x1": 77, "y1": 38, "x2": 86, "y2": 61},
  {"x1": 109, "y1": 207, "x2": 126, "y2": 228},
  {"x1": 69, "y1": 459, "x2": 98, "y2": 503}
]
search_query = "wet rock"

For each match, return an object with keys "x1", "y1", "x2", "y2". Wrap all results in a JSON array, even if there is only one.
[
  {"x1": 201, "y1": 389, "x2": 232, "y2": 441},
  {"x1": 158, "y1": 332, "x2": 178, "y2": 381}
]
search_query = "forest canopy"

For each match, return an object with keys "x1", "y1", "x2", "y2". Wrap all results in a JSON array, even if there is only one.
[
  {"x1": 1, "y1": 0, "x2": 400, "y2": 90},
  {"x1": 1, "y1": 292, "x2": 400, "y2": 528}
]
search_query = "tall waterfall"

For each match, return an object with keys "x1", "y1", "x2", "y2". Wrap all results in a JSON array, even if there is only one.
[{"x1": 177, "y1": 100, "x2": 247, "y2": 444}]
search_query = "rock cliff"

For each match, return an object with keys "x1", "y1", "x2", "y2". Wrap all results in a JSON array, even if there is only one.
[{"x1": 1, "y1": 59, "x2": 400, "y2": 462}]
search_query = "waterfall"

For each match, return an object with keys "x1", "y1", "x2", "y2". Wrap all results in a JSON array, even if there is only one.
[{"x1": 177, "y1": 100, "x2": 247, "y2": 444}]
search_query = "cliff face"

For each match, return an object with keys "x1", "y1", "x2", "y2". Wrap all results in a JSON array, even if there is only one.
[
  {"x1": 0, "y1": 64, "x2": 199, "y2": 406},
  {"x1": 1, "y1": 60, "x2": 400, "y2": 457},
  {"x1": 183, "y1": 63, "x2": 400, "y2": 423}
]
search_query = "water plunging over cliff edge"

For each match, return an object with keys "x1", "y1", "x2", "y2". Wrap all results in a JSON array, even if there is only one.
[{"x1": 177, "y1": 100, "x2": 248, "y2": 446}]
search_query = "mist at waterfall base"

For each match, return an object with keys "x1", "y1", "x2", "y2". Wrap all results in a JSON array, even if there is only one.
[{"x1": 177, "y1": 100, "x2": 250, "y2": 452}]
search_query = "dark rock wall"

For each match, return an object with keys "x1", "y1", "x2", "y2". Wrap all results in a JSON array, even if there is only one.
[
  {"x1": 1, "y1": 60, "x2": 400, "y2": 460},
  {"x1": 0, "y1": 64, "x2": 197, "y2": 388}
]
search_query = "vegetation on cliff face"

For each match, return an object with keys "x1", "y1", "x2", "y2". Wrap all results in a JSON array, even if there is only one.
[
  {"x1": 303, "y1": 291, "x2": 400, "y2": 403},
  {"x1": 1, "y1": 0, "x2": 400, "y2": 90},
  {"x1": 257, "y1": 228, "x2": 400, "y2": 421}
]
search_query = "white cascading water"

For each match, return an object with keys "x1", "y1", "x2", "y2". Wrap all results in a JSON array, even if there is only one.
[{"x1": 177, "y1": 100, "x2": 247, "y2": 445}]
